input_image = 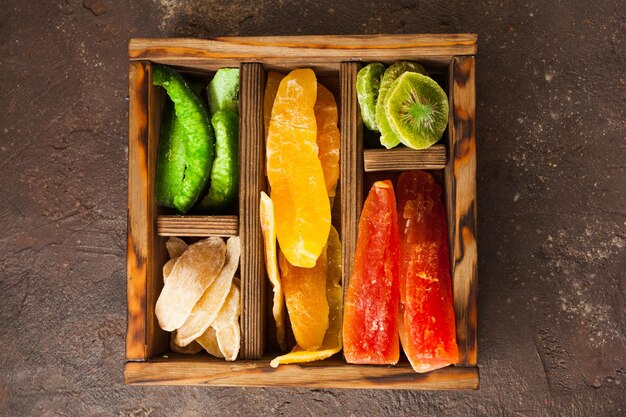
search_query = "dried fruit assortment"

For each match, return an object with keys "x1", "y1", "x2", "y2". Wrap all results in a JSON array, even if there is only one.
[{"x1": 151, "y1": 63, "x2": 459, "y2": 374}]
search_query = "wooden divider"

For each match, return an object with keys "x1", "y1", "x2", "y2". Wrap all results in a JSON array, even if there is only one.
[
  {"x1": 339, "y1": 62, "x2": 363, "y2": 299},
  {"x1": 238, "y1": 63, "x2": 267, "y2": 359},
  {"x1": 445, "y1": 56, "x2": 478, "y2": 365},
  {"x1": 363, "y1": 144, "x2": 447, "y2": 172},
  {"x1": 157, "y1": 215, "x2": 238, "y2": 237}
]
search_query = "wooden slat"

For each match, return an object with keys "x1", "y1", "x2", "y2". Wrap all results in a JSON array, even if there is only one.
[
  {"x1": 363, "y1": 145, "x2": 447, "y2": 172},
  {"x1": 239, "y1": 63, "x2": 266, "y2": 359},
  {"x1": 445, "y1": 56, "x2": 478, "y2": 366},
  {"x1": 128, "y1": 34, "x2": 477, "y2": 71},
  {"x1": 145, "y1": 64, "x2": 169, "y2": 359},
  {"x1": 126, "y1": 61, "x2": 150, "y2": 360},
  {"x1": 124, "y1": 356, "x2": 479, "y2": 390},
  {"x1": 126, "y1": 62, "x2": 169, "y2": 360},
  {"x1": 340, "y1": 62, "x2": 363, "y2": 307},
  {"x1": 157, "y1": 215, "x2": 238, "y2": 237}
]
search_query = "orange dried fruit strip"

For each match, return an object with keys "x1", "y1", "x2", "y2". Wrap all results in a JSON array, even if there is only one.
[
  {"x1": 279, "y1": 244, "x2": 329, "y2": 351},
  {"x1": 263, "y1": 71, "x2": 285, "y2": 142},
  {"x1": 259, "y1": 191, "x2": 286, "y2": 351},
  {"x1": 314, "y1": 83, "x2": 340, "y2": 198},
  {"x1": 266, "y1": 68, "x2": 331, "y2": 268},
  {"x1": 270, "y1": 226, "x2": 342, "y2": 367}
]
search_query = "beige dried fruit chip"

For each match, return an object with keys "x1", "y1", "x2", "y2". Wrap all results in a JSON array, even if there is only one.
[
  {"x1": 214, "y1": 279, "x2": 241, "y2": 361},
  {"x1": 166, "y1": 236, "x2": 188, "y2": 259},
  {"x1": 163, "y1": 258, "x2": 176, "y2": 282},
  {"x1": 175, "y1": 236, "x2": 240, "y2": 346},
  {"x1": 196, "y1": 327, "x2": 223, "y2": 358},
  {"x1": 259, "y1": 192, "x2": 286, "y2": 351},
  {"x1": 155, "y1": 237, "x2": 226, "y2": 331},
  {"x1": 170, "y1": 331, "x2": 203, "y2": 354},
  {"x1": 196, "y1": 279, "x2": 240, "y2": 360}
]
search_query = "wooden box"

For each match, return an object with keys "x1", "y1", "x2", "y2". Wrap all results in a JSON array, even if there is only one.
[{"x1": 125, "y1": 34, "x2": 478, "y2": 390}]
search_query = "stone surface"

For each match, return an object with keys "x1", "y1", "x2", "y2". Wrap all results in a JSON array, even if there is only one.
[{"x1": 0, "y1": 1, "x2": 624, "y2": 416}]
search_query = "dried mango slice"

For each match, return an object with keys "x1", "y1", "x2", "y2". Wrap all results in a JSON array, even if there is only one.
[
  {"x1": 263, "y1": 71, "x2": 285, "y2": 142},
  {"x1": 279, "y1": 243, "x2": 329, "y2": 351},
  {"x1": 270, "y1": 226, "x2": 342, "y2": 367},
  {"x1": 315, "y1": 83, "x2": 340, "y2": 198},
  {"x1": 155, "y1": 237, "x2": 226, "y2": 331},
  {"x1": 170, "y1": 331, "x2": 203, "y2": 354},
  {"x1": 267, "y1": 68, "x2": 331, "y2": 268},
  {"x1": 175, "y1": 236, "x2": 240, "y2": 346},
  {"x1": 259, "y1": 192, "x2": 286, "y2": 351}
]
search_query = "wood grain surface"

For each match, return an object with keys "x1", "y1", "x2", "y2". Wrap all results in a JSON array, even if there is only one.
[
  {"x1": 126, "y1": 61, "x2": 149, "y2": 360},
  {"x1": 445, "y1": 56, "x2": 478, "y2": 366},
  {"x1": 363, "y1": 144, "x2": 447, "y2": 172},
  {"x1": 238, "y1": 63, "x2": 267, "y2": 359},
  {"x1": 125, "y1": 355, "x2": 479, "y2": 390},
  {"x1": 339, "y1": 62, "x2": 363, "y2": 305},
  {"x1": 128, "y1": 35, "x2": 477, "y2": 73},
  {"x1": 157, "y1": 215, "x2": 238, "y2": 236}
]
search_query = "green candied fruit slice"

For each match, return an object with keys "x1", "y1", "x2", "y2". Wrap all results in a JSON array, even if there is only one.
[
  {"x1": 196, "y1": 110, "x2": 239, "y2": 211},
  {"x1": 207, "y1": 68, "x2": 240, "y2": 116},
  {"x1": 153, "y1": 64, "x2": 215, "y2": 214},
  {"x1": 356, "y1": 63, "x2": 385, "y2": 132},
  {"x1": 375, "y1": 61, "x2": 427, "y2": 149},
  {"x1": 155, "y1": 102, "x2": 186, "y2": 208}
]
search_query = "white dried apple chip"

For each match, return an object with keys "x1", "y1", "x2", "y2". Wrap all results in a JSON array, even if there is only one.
[
  {"x1": 197, "y1": 279, "x2": 241, "y2": 361},
  {"x1": 166, "y1": 236, "x2": 188, "y2": 259},
  {"x1": 155, "y1": 237, "x2": 226, "y2": 331},
  {"x1": 175, "y1": 236, "x2": 240, "y2": 346},
  {"x1": 170, "y1": 331, "x2": 203, "y2": 354},
  {"x1": 196, "y1": 327, "x2": 223, "y2": 358}
]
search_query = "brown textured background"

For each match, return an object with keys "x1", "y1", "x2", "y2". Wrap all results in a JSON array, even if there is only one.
[{"x1": 1, "y1": 1, "x2": 625, "y2": 416}]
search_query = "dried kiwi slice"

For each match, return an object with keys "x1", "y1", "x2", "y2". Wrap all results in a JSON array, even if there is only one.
[
  {"x1": 375, "y1": 61, "x2": 427, "y2": 148},
  {"x1": 384, "y1": 72, "x2": 449, "y2": 150},
  {"x1": 356, "y1": 63, "x2": 385, "y2": 131}
]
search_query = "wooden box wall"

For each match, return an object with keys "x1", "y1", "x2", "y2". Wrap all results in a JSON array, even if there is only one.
[{"x1": 126, "y1": 34, "x2": 478, "y2": 390}]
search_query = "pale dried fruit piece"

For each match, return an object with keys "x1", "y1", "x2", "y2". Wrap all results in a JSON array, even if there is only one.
[
  {"x1": 175, "y1": 236, "x2": 240, "y2": 346},
  {"x1": 196, "y1": 279, "x2": 241, "y2": 360},
  {"x1": 163, "y1": 258, "x2": 176, "y2": 282},
  {"x1": 259, "y1": 191, "x2": 286, "y2": 351},
  {"x1": 166, "y1": 236, "x2": 188, "y2": 259},
  {"x1": 271, "y1": 226, "x2": 342, "y2": 367},
  {"x1": 213, "y1": 280, "x2": 241, "y2": 361},
  {"x1": 196, "y1": 327, "x2": 223, "y2": 358},
  {"x1": 155, "y1": 237, "x2": 226, "y2": 331},
  {"x1": 170, "y1": 331, "x2": 203, "y2": 354}
]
